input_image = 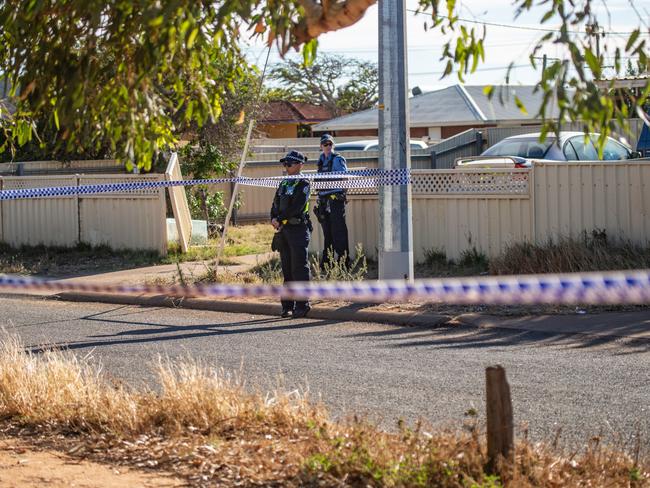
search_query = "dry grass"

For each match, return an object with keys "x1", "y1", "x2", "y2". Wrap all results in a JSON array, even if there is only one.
[
  {"x1": 490, "y1": 231, "x2": 650, "y2": 275},
  {"x1": 0, "y1": 336, "x2": 647, "y2": 487}
]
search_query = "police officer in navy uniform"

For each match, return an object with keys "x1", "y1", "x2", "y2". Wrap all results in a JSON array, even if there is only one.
[
  {"x1": 271, "y1": 150, "x2": 312, "y2": 318},
  {"x1": 314, "y1": 134, "x2": 350, "y2": 267}
]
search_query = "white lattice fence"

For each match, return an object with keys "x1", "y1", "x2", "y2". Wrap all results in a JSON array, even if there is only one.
[{"x1": 346, "y1": 169, "x2": 530, "y2": 196}]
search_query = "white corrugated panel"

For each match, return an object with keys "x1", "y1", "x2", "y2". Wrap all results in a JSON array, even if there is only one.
[
  {"x1": 78, "y1": 175, "x2": 166, "y2": 254},
  {"x1": 534, "y1": 162, "x2": 650, "y2": 245},
  {"x1": 2, "y1": 176, "x2": 79, "y2": 247}
]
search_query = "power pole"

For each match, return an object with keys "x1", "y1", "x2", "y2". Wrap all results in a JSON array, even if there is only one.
[{"x1": 378, "y1": 0, "x2": 414, "y2": 280}]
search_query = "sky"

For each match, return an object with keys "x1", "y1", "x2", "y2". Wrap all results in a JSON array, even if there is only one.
[{"x1": 243, "y1": 0, "x2": 648, "y2": 93}]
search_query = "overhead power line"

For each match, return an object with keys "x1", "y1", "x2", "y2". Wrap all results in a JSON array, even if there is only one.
[
  {"x1": 410, "y1": 64, "x2": 530, "y2": 76},
  {"x1": 406, "y1": 8, "x2": 649, "y2": 36}
]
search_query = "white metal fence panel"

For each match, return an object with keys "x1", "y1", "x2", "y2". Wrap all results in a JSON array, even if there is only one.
[
  {"x1": 533, "y1": 162, "x2": 650, "y2": 245},
  {"x1": 0, "y1": 159, "x2": 124, "y2": 176},
  {"x1": 78, "y1": 175, "x2": 166, "y2": 254},
  {"x1": 310, "y1": 169, "x2": 533, "y2": 262},
  {"x1": 1, "y1": 175, "x2": 79, "y2": 247}
]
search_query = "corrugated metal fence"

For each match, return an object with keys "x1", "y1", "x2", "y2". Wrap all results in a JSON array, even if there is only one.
[
  {"x1": 0, "y1": 173, "x2": 167, "y2": 254},
  {"x1": 309, "y1": 162, "x2": 650, "y2": 263}
]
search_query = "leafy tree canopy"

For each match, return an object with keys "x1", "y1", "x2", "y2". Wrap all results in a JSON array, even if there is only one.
[
  {"x1": 0, "y1": 0, "x2": 647, "y2": 168},
  {"x1": 267, "y1": 54, "x2": 378, "y2": 116}
]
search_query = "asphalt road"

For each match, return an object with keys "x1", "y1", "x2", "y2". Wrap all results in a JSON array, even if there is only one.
[{"x1": 1, "y1": 294, "x2": 649, "y2": 453}]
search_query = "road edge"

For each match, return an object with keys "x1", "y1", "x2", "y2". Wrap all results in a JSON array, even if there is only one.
[{"x1": 48, "y1": 291, "x2": 452, "y2": 327}]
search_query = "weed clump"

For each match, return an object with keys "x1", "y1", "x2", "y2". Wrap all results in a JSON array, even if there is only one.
[
  {"x1": 490, "y1": 230, "x2": 650, "y2": 275},
  {"x1": 420, "y1": 247, "x2": 489, "y2": 277},
  {"x1": 311, "y1": 244, "x2": 369, "y2": 281}
]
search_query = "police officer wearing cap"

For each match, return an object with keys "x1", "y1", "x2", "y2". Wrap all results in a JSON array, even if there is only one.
[
  {"x1": 271, "y1": 150, "x2": 312, "y2": 318},
  {"x1": 314, "y1": 134, "x2": 350, "y2": 267}
]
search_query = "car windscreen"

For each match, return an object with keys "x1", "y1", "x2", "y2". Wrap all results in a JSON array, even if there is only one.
[{"x1": 482, "y1": 137, "x2": 556, "y2": 158}]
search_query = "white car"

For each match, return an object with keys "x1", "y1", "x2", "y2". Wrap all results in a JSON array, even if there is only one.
[
  {"x1": 333, "y1": 139, "x2": 429, "y2": 152},
  {"x1": 455, "y1": 132, "x2": 637, "y2": 168}
]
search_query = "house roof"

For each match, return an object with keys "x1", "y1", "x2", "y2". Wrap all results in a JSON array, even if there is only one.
[
  {"x1": 594, "y1": 73, "x2": 649, "y2": 90},
  {"x1": 313, "y1": 84, "x2": 568, "y2": 131},
  {"x1": 260, "y1": 100, "x2": 336, "y2": 124}
]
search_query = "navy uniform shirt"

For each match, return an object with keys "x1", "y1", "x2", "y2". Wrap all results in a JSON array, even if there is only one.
[
  {"x1": 317, "y1": 152, "x2": 347, "y2": 197},
  {"x1": 271, "y1": 178, "x2": 311, "y2": 224}
]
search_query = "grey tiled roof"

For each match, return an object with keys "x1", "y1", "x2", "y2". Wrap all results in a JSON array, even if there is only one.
[
  {"x1": 314, "y1": 84, "x2": 568, "y2": 131},
  {"x1": 464, "y1": 85, "x2": 564, "y2": 120}
]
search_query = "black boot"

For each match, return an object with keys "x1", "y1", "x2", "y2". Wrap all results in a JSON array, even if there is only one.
[
  {"x1": 281, "y1": 307, "x2": 293, "y2": 318},
  {"x1": 292, "y1": 305, "x2": 311, "y2": 319}
]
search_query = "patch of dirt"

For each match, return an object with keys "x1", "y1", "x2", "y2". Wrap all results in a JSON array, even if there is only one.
[{"x1": 0, "y1": 437, "x2": 184, "y2": 488}]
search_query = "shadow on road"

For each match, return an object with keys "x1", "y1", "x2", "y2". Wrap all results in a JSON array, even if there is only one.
[
  {"x1": 345, "y1": 323, "x2": 650, "y2": 355},
  {"x1": 27, "y1": 308, "x2": 339, "y2": 353}
]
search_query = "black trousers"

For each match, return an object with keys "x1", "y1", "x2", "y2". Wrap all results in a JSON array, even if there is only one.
[
  {"x1": 278, "y1": 224, "x2": 311, "y2": 311},
  {"x1": 319, "y1": 198, "x2": 350, "y2": 266}
]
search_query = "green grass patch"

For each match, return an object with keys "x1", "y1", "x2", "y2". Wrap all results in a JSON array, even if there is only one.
[{"x1": 165, "y1": 223, "x2": 274, "y2": 262}]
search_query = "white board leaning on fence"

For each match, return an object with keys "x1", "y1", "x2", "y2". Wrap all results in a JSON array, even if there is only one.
[{"x1": 165, "y1": 153, "x2": 193, "y2": 253}]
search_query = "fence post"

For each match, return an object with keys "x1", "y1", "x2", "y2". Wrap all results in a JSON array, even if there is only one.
[
  {"x1": 475, "y1": 130, "x2": 484, "y2": 155},
  {"x1": 430, "y1": 151, "x2": 437, "y2": 169},
  {"x1": 486, "y1": 365, "x2": 514, "y2": 474}
]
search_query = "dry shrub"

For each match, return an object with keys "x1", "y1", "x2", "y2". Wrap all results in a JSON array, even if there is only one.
[
  {"x1": 0, "y1": 336, "x2": 647, "y2": 487},
  {"x1": 0, "y1": 336, "x2": 140, "y2": 433},
  {"x1": 490, "y1": 231, "x2": 650, "y2": 275}
]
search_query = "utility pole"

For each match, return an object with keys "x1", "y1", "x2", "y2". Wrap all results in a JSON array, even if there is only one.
[{"x1": 378, "y1": 0, "x2": 414, "y2": 280}]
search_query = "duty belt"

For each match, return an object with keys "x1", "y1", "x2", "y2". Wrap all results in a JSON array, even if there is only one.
[
  {"x1": 319, "y1": 193, "x2": 345, "y2": 201},
  {"x1": 281, "y1": 215, "x2": 309, "y2": 225}
]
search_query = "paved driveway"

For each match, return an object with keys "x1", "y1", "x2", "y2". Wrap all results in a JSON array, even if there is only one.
[{"x1": 1, "y1": 294, "x2": 648, "y2": 453}]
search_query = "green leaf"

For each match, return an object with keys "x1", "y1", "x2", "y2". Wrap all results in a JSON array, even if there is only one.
[
  {"x1": 148, "y1": 15, "x2": 164, "y2": 27},
  {"x1": 187, "y1": 27, "x2": 199, "y2": 49},
  {"x1": 514, "y1": 95, "x2": 528, "y2": 115},
  {"x1": 483, "y1": 85, "x2": 494, "y2": 98},
  {"x1": 540, "y1": 9, "x2": 555, "y2": 23},
  {"x1": 584, "y1": 49, "x2": 600, "y2": 77},
  {"x1": 626, "y1": 29, "x2": 640, "y2": 52},
  {"x1": 302, "y1": 39, "x2": 318, "y2": 66},
  {"x1": 442, "y1": 60, "x2": 453, "y2": 78}
]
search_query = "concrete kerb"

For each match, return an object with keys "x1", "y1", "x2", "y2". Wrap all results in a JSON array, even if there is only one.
[{"x1": 52, "y1": 292, "x2": 453, "y2": 328}]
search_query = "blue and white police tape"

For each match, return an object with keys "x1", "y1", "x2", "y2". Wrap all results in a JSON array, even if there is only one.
[
  {"x1": 2, "y1": 269, "x2": 650, "y2": 304},
  {"x1": 0, "y1": 168, "x2": 411, "y2": 201}
]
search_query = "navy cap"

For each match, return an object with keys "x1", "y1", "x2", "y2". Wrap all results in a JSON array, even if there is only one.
[
  {"x1": 280, "y1": 150, "x2": 307, "y2": 164},
  {"x1": 320, "y1": 134, "x2": 334, "y2": 145}
]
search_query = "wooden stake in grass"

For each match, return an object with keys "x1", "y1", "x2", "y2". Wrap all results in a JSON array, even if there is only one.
[{"x1": 486, "y1": 365, "x2": 514, "y2": 473}]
